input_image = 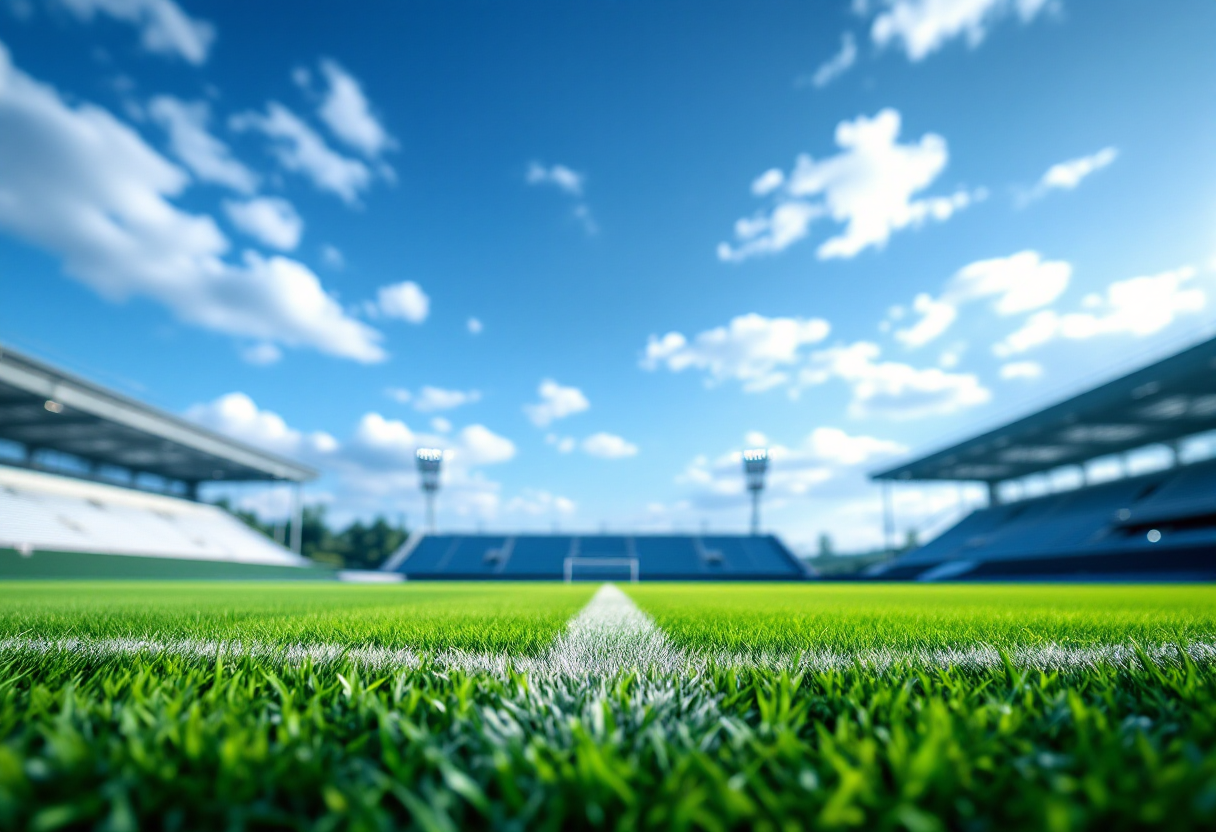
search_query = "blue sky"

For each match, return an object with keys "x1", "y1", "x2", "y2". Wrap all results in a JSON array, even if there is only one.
[{"x1": 2, "y1": 0, "x2": 1214, "y2": 551}]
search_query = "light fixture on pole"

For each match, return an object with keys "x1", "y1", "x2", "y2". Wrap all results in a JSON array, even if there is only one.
[
  {"x1": 415, "y1": 448, "x2": 444, "y2": 532},
  {"x1": 743, "y1": 448, "x2": 769, "y2": 536}
]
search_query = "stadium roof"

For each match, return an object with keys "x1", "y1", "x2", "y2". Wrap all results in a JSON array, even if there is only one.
[
  {"x1": 873, "y1": 335, "x2": 1216, "y2": 483},
  {"x1": 0, "y1": 344, "x2": 315, "y2": 485}
]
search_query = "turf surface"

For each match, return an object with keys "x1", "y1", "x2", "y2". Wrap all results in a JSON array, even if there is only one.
[
  {"x1": 624, "y1": 583, "x2": 1216, "y2": 654},
  {"x1": 0, "y1": 581, "x2": 595, "y2": 654},
  {"x1": 1, "y1": 581, "x2": 1214, "y2": 831}
]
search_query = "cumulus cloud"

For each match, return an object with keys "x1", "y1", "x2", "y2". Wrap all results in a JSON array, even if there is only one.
[
  {"x1": 718, "y1": 109, "x2": 980, "y2": 262},
  {"x1": 504, "y1": 489, "x2": 577, "y2": 517},
  {"x1": 192, "y1": 391, "x2": 523, "y2": 523},
  {"x1": 58, "y1": 0, "x2": 215, "y2": 64},
  {"x1": 307, "y1": 59, "x2": 397, "y2": 159},
  {"x1": 374, "y1": 281, "x2": 430, "y2": 323},
  {"x1": 223, "y1": 196, "x2": 303, "y2": 250},
  {"x1": 641, "y1": 314, "x2": 831, "y2": 392},
  {"x1": 871, "y1": 0, "x2": 1054, "y2": 62},
  {"x1": 805, "y1": 32, "x2": 858, "y2": 88},
  {"x1": 802, "y1": 341, "x2": 991, "y2": 418},
  {"x1": 231, "y1": 102, "x2": 372, "y2": 204},
  {"x1": 241, "y1": 342, "x2": 282, "y2": 366},
  {"x1": 186, "y1": 392, "x2": 337, "y2": 457},
  {"x1": 1021, "y1": 146, "x2": 1118, "y2": 204},
  {"x1": 148, "y1": 97, "x2": 257, "y2": 193},
  {"x1": 411, "y1": 386, "x2": 482, "y2": 413},
  {"x1": 679, "y1": 427, "x2": 907, "y2": 508},
  {"x1": 0, "y1": 45, "x2": 386, "y2": 363},
  {"x1": 895, "y1": 251, "x2": 1071, "y2": 347},
  {"x1": 545, "y1": 434, "x2": 577, "y2": 454},
  {"x1": 582, "y1": 432, "x2": 639, "y2": 459},
  {"x1": 524, "y1": 379, "x2": 590, "y2": 427},
  {"x1": 320, "y1": 244, "x2": 344, "y2": 269},
  {"x1": 526, "y1": 162, "x2": 584, "y2": 196},
  {"x1": 1000, "y1": 360, "x2": 1042, "y2": 380},
  {"x1": 526, "y1": 161, "x2": 597, "y2": 235},
  {"x1": 993, "y1": 266, "x2": 1203, "y2": 356}
]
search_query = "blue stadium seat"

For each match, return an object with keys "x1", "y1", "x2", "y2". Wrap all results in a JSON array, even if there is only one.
[
  {"x1": 387, "y1": 534, "x2": 805, "y2": 580},
  {"x1": 879, "y1": 459, "x2": 1216, "y2": 579}
]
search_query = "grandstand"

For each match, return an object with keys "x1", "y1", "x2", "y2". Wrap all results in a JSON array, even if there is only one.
[
  {"x1": 383, "y1": 533, "x2": 805, "y2": 581},
  {"x1": 870, "y1": 336, "x2": 1216, "y2": 581},
  {"x1": 0, "y1": 344, "x2": 327, "y2": 579}
]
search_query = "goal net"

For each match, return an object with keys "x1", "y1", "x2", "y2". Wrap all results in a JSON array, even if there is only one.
[{"x1": 563, "y1": 557, "x2": 639, "y2": 583}]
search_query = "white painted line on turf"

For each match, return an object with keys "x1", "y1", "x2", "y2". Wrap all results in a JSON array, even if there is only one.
[{"x1": 530, "y1": 583, "x2": 687, "y2": 676}]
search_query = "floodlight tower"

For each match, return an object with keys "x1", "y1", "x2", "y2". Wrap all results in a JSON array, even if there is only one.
[
  {"x1": 743, "y1": 448, "x2": 769, "y2": 536},
  {"x1": 415, "y1": 448, "x2": 444, "y2": 532}
]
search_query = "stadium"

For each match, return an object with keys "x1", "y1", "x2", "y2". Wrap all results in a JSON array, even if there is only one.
[
  {"x1": 4, "y1": 336, "x2": 1216, "y2": 829},
  {"x1": 3, "y1": 2, "x2": 1215, "y2": 829}
]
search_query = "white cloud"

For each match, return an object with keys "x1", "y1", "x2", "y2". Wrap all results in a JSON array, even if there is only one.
[
  {"x1": 375, "y1": 281, "x2": 430, "y2": 323},
  {"x1": 526, "y1": 161, "x2": 584, "y2": 196},
  {"x1": 678, "y1": 427, "x2": 907, "y2": 508},
  {"x1": 895, "y1": 251, "x2": 1071, "y2": 347},
  {"x1": 299, "y1": 58, "x2": 396, "y2": 159},
  {"x1": 801, "y1": 341, "x2": 991, "y2": 418},
  {"x1": 320, "y1": 244, "x2": 344, "y2": 269},
  {"x1": 871, "y1": 0, "x2": 1053, "y2": 62},
  {"x1": 524, "y1": 379, "x2": 589, "y2": 427},
  {"x1": 412, "y1": 386, "x2": 481, "y2": 413},
  {"x1": 504, "y1": 489, "x2": 576, "y2": 517},
  {"x1": 1022, "y1": 146, "x2": 1118, "y2": 204},
  {"x1": 59, "y1": 0, "x2": 215, "y2": 64},
  {"x1": 641, "y1": 313, "x2": 831, "y2": 392},
  {"x1": 994, "y1": 266, "x2": 1203, "y2": 356},
  {"x1": 186, "y1": 392, "x2": 336, "y2": 457},
  {"x1": 148, "y1": 97, "x2": 257, "y2": 193},
  {"x1": 193, "y1": 393, "x2": 518, "y2": 523},
  {"x1": 895, "y1": 293, "x2": 957, "y2": 348},
  {"x1": 430, "y1": 417, "x2": 451, "y2": 434},
  {"x1": 0, "y1": 46, "x2": 386, "y2": 363},
  {"x1": 1000, "y1": 360, "x2": 1042, "y2": 380},
  {"x1": 313, "y1": 59, "x2": 396, "y2": 158},
  {"x1": 385, "y1": 387, "x2": 411, "y2": 404},
  {"x1": 582, "y1": 432, "x2": 639, "y2": 459},
  {"x1": 527, "y1": 162, "x2": 597, "y2": 234},
  {"x1": 751, "y1": 168, "x2": 785, "y2": 196},
  {"x1": 467, "y1": 317, "x2": 483, "y2": 334},
  {"x1": 231, "y1": 102, "x2": 372, "y2": 204},
  {"x1": 241, "y1": 342, "x2": 282, "y2": 366},
  {"x1": 808, "y1": 32, "x2": 858, "y2": 88},
  {"x1": 719, "y1": 109, "x2": 979, "y2": 262},
  {"x1": 546, "y1": 433, "x2": 576, "y2": 454},
  {"x1": 223, "y1": 196, "x2": 303, "y2": 250},
  {"x1": 456, "y1": 424, "x2": 516, "y2": 466},
  {"x1": 801, "y1": 426, "x2": 908, "y2": 466}
]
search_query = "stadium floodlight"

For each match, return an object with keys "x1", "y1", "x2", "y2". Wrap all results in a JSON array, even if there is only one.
[
  {"x1": 742, "y1": 448, "x2": 769, "y2": 536},
  {"x1": 415, "y1": 448, "x2": 444, "y2": 532}
]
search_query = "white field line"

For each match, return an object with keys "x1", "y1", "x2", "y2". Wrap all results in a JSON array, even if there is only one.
[
  {"x1": 527, "y1": 582, "x2": 686, "y2": 676},
  {"x1": 2, "y1": 582, "x2": 1215, "y2": 676}
]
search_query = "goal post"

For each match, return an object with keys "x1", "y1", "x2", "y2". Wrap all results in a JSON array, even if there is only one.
[{"x1": 563, "y1": 556, "x2": 639, "y2": 583}]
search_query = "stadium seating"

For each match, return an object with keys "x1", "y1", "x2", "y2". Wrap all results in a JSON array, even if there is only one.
[
  {"x1": 0, "y1": 465, "x2": 312, "y2": 568},
  {"x1": 876, "y1": 459, "x2": 1216, "y2": 580},
  {"x1": 385, "y1": 533, "x2": 805, "y2": 580}
]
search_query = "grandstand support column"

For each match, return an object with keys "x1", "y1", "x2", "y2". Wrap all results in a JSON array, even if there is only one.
[
  {"x1": 986, "y1": 481, "x2": 1001, "y2": 507},
  {"x1": 290, "y1": 483, "x2": 303, "y2": 554}
]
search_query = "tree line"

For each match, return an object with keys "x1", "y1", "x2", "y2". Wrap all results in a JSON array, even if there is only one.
[{"x1": 213, "y1": 499, "x2": 408, "y2": 570}]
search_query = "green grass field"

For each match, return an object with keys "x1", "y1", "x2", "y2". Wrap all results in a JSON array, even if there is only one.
[{"x1": 2, "y1": 581, "x2": 1215, "y2": 831}]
